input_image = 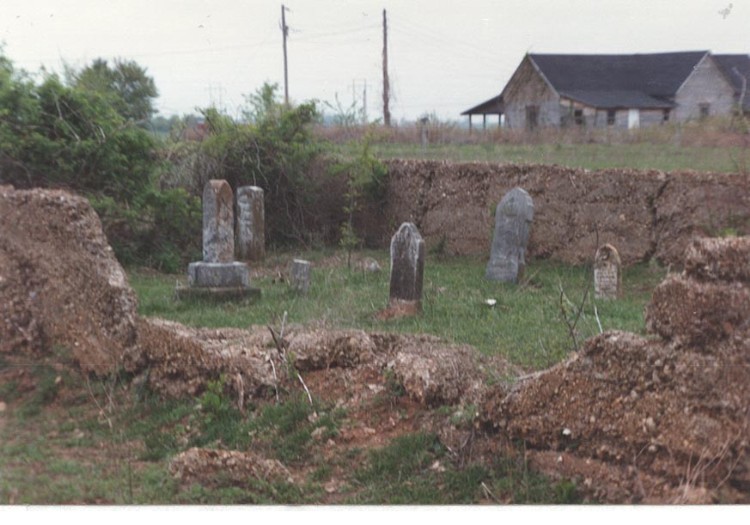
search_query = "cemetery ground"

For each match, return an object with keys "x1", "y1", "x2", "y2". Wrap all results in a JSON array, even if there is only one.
[{"x1": 0, "y1": 250, "x2": 667, "y2": 504}]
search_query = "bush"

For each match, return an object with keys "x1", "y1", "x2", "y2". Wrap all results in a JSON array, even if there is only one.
[{"x1": 0, "y1": 52, "x2": 199, "y2": 270}]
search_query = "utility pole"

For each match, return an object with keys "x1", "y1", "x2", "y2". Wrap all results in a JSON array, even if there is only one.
[
  {"x1": 382, "y1": 9, "x2": 391, "y2": 126},
  {"x1": 281, "y1": 4, "x2": 290, "y2": 106},
  {"x1": 363, "y1": 81, "x2": 368, "y2": 123}
]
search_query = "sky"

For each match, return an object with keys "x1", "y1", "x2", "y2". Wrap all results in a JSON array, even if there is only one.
[{"x1": 1, "y1": 0, "x2": 748, "y2": 122}]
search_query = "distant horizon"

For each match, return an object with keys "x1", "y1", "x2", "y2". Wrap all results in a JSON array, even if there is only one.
[{"x1": 2, "y1": 0, "x2": 747, "y2": 121}]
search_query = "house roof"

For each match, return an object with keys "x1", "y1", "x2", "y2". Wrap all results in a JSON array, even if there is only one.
[
  {"x1": 558, "y1": 89, "x2": 675, "y2": 109},
  {"x1": 714, "y1": 54, "x2": 750, "y2": 110},
  {"x1": 529, "y1": 51, "x2": 709, "y2": 101},
  {"x1": 461, "y1": 94, "x2": 504, "y2": 116}
]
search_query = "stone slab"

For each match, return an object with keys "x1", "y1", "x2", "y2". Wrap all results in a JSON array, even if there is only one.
[
  {"x1": 485, "y1": 187, "x2": 534, "y2": 283},
  {"x1": 236, "y1": 185, "x2": 265, "y2": 261},
  {"x1": 203, "y1": 180, "x2": 235, "y2": 263},
  {"x1": 175, "y1": 285, "x2": 261, "y2": 302},
  {"x1": 187, "y1": 261, "x2": 250, "y2": 288},
  {"x1": 291, "y1": 259, "x2": 312, "y2": 294},
  {"x1": 389, "y1": 222, "x2": 425, "y2": 305}
]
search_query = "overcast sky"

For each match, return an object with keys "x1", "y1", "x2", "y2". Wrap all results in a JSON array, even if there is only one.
[{"x1": 1, "y1": 0, "x2": 748, "y2": 122}]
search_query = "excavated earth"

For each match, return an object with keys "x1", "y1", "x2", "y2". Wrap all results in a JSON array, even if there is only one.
[{"x1": 1, "y1": 185, "x2": 749, "y2": 504}]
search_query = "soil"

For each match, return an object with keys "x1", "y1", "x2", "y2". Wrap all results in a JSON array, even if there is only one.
[
  {"x1": 1, "y1": 185, "x2": 749, "y2": 504},
  {"x1": 382, "y1": 160, "x2": 750, "y2": 267}
]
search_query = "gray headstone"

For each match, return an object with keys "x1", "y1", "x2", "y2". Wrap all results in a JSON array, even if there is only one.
[
  {"x1": 203, "y1": 180, "x2": 235, "y2": 263},
  {"x1": 291, "y1": 259, "x2": 312, "y2": 294},
  {"x1": 485, "y1": 187, "x2": 534, "y2": 283},
  {"x1": 594, "y1": 244, "x2": 622, "y2": 299},
  {"x1": 389, "y1": 222, "x2": 425, "y2": 306},
  {"x1": 236, "y1": 186, "x2": 265, "y2": 261}
]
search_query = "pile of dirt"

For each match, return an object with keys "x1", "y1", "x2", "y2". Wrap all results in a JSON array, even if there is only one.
[
  {"x1": 481, "y1": 236, "x2": 750, "y2": 503},
  {"x1": 0, "y1": 186, "x2": 138, "y2": 377},
  {"x1": 3, "y1": 186, "x2": 748, "y2": 504},
  {"x1": 132, "y1": 319, "x2": 520, "y2": 412},
  {"x1": 382, "y1": 160, "x2": 750, "y2": 267}
]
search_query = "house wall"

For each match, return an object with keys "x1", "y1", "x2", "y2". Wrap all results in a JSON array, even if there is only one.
[
  {"x1": 674, "y1": 55, "x2": 736, "y2": 121},
  {"x1": 502, "y1": 57, "x2": 560, "y2": 129}
]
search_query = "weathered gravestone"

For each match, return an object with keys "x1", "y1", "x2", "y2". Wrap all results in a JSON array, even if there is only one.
[
  {"x1": 179, "y1": 180, "x2": 258, "y2": 300},
  {"x1": 389, "y1": 222, "x2": 425, "y2": 311},
  {"x1": 236, "y1": 185, "x2": 265, "y2": 262},
  {"x1": 291, "y1": 259, "x2": 312, "y2": 295},
  {"x1": 594, "y1": 244, "x2": 622, "y2": 299},
  {"x1": 485, "y1": 187, "x2": 534, "y2": 283}
]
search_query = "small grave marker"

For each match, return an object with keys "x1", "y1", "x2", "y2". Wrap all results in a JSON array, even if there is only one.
[
  {"x1": 594, "y1": 244, "x2": 622, "y2": 299},
  {"x1": 291, "y1": 259, "x2": 312, "y2": 295},
  {"x1": 389, "y1": 222, "x2": 425, "y2": 311},
  {"x1": 485, "y1": 187, "x2": 534, "y2": 283}
]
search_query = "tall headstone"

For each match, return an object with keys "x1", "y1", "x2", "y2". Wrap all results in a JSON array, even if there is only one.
[
  {"x1": 202, "y1": 180, "x2": 235, "y2": 263},
  {"x1": 236, "y1": 186, "x2": 265, "y2": 261},
  {"x1": 389, "y1": 222, "x2": 425, "y2": 310},
  {"x1": 180, "y1": 180, "x2": 258, "y2": 300},
  {"x1": 594, "y1": 244, "x2": 622, "y2": 299},
  {"x1": 485, "y1": 187, "x2": 534, "y2": 283}
]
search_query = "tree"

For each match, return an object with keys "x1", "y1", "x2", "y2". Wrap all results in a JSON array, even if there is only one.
[{"x1": 70, "y1": 58, "x2": 159, "y2": 123}]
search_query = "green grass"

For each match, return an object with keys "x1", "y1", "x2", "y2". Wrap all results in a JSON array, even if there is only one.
[
  {"x1": 0, "y1": 252, "x2": 664, "y2": 504},
  {"x1": 328, "y1": 141, "x2": 745, "y2": 173},
  {"x1": 130, "y1": 252, "x2": 665, "y2": 370},
  {"x1": 348, "y1": 432, "x2": 582, "y2": 504}
]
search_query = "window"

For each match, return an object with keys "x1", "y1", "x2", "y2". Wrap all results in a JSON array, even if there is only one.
[
  {"x1": 525, "y1": 105, "x2": 539, "y2": 131},
  {"x1": 607, "y1": 109, "x2": 616, "y2": 126},
  {"x1": 662, "y1": 109, "x2": 670, "y2": 123},
  {"x1": 574, "y1": 109, "x2": 584, "y2": 126},
  {"x1": 699, "y1": 103, "x2": 710, "y2": 119}
]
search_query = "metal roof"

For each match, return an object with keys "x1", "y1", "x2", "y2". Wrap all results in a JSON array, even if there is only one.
[
  {"x1": 558, "y1": 89, "x2": 674, "y2": 109},
  {"x1": 529, "y1": 51, "x2": 709, "y2": 99},
  {"x1": 461, "y1": 94, "x2": 504, "y2": 116}
]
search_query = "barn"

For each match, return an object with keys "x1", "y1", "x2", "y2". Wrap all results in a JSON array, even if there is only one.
[{"x1": 464, "y1": 51, "x2": 750, "y2": 130}]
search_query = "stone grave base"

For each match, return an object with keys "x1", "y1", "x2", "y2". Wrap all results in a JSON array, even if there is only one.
[
  {"x1": 375, "y1": 299, "x2": 422, "y2": 320},
  {"x1": 175, "y1": 284, "x2": 261, "y2": 302},
  {"x1": 178, "y1": 261, "x2": 260, "y2": 302},
  {"x1": 188, "y1": 261, "x2": 250, "y2": 287}
]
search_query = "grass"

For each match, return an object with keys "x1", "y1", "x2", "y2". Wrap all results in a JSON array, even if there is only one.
[
  {"x1": 326, "y1": 141, "x2": 746, "y2": 173},
  {"x1": 348, "y1": 432, "x2": 581, "y2": 504},
  {"x1": 131, "y1": 251, "x2": 665, "y2": 369},
  {"x1": 0, "y1": 251, "x2": 665, "y2": 504}
]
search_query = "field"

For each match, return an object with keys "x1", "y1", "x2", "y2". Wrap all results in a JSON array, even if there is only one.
[
  {"x1": 0, "y1": 252, "x2": 666, "y2": 504},
  {"x1": 320, "y1": 121, "x2": 750, "y2": 173}
]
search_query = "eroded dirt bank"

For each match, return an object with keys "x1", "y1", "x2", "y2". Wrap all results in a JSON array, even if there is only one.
[
  {"x1": 2, "y1": 185, "x2": 748, "y2": 503},
  {"x1": 381, "y1": 160, "x2": 750, "y2": 267}
]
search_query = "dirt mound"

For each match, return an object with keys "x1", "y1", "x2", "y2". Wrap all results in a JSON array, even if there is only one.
[
  {"x1": 382, "y1": 160, "x2": 750, "y2": 266},
  {"x1": 0, "y1": 186, "x2": 138, "y2": 376},
  {"x1": 133, "y1": 319, "x2": 519, "y2": 410},
  {"x1": 4, "y1": 185, "x2": 748, "y2": 503},
  {"x1": 170, "y1": 448, "x2": 294, "y2": 487},
  {"x1": 481, "y1": 236, "x2": 750, "y2": 503}
]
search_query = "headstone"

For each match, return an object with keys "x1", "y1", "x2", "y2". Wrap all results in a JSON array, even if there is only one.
[
  {"x1": 291, "y1": 259, "x2": 312, "y2": 294},
  {"x1": 236, "y1": 186, "x2": 265, "y2": 261},
  {"x1": 485, "y1": 187, "x2": 534, "y2": 283},
  {"x1": 594, "y1": 244, "x2": 622, "y2": 299},
  {"x1": 179, "y1": 180, "x2": 258, "y2": 300},
  {"x1": 202, "y1": 180, "x2": 235, "y2": 263},
  {"x1": 389, "y1": 222, "x2": 425, "y2": 309}
]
